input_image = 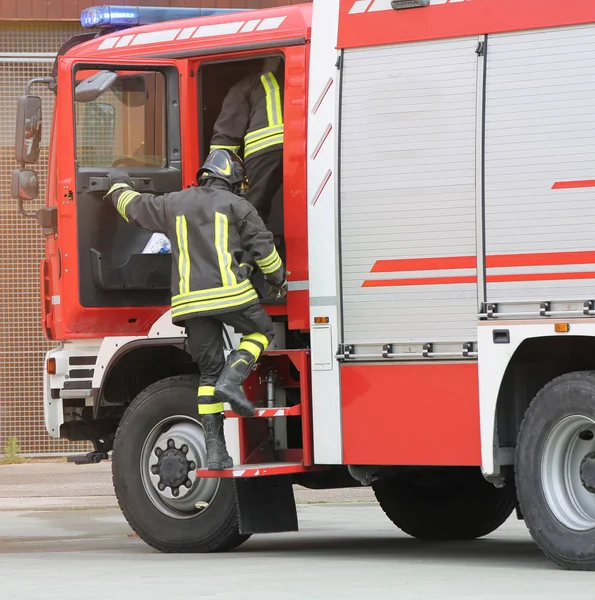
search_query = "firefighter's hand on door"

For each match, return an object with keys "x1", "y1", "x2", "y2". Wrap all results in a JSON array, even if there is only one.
[{"x1": 107, "y1": 169, "x2": 133, "y2": 191}]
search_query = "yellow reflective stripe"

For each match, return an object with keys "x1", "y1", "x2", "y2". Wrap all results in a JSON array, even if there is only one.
[
  {"x1": 256, "y1": 248, "x2": 283, "y2": 275},
  {"x1": 117, "y1": 190, "x2": 133, "y2": 214},
  {"x1": 210, "y1": 144, "x2": 241, "y2": 153},
  {"x1": 198, "y1": 402, "x2": 225, "y2": 415},
  {"x1": 172, "y1": 279, "x2": 253, "y2": 306},
  {"x1": 239, "y1": 262, "x2": 255, "y2": 274},
  {"x1": 260, "y1": 72, "x2": 282, "y2": 128},
  {"x1": 117, "y1": 190, "x2": 141, "y2": 222},
  {"x1": 241, "y1": 333, "x2": 269, "y2": 357},
  {"x1": 108, "y1": 182, "x2": 130, "y2": 195},
  {"x1": 244, "y1": 133, "x2": 284, "y2": 158},
  {"x1": 173, "y1": 288, "x2": 258, "y2": 313},
  {"x1": 239, "y1": 340, "x2": 262, "y2": 360},
  {"x1": 244, "y1": 125, "x2": 284, "y2": 145},
  {"x1": 172, "y1": 289, "x2": 258, "y2": 318},
  {"x1": 257, "y1": 249, "x2": 283, "y2": 275},
  {"x1": 260, "y1": 256, "x2": 283, "y2": 275},
  {"x1": 243, "y1": 332, "x2": 269, "y2": 350},
  {"x1": 198, "y1": 386, "x2": 215, "y2": 397},
  {"x1": 116, "y1": 190, "x2": 132, "y2": 220},
  {"x1": 257, "y1": 248, "x2": 279, "y2": 269},
  {"x1": 176, "y1": 216, "x2": 191, "y2": 295},
  {"x1": 231, "y1": 358, "x2": 250, "y2": 369},
  {"x1": 215, "y1": 212, "x2": 237, "y2": 288}
]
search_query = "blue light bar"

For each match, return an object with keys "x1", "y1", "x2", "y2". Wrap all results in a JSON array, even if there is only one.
[{"x1": 81, "y1": 6, "x2": 248, "y2": 29}]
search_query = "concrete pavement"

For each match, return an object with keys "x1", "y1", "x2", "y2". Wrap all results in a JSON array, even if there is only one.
[
  {"x1": 0, "y1": 505, "x2": 592, "y2": 599},
  {"x1": 0, "y1": 461, "x2": 592, "y2": 598}
]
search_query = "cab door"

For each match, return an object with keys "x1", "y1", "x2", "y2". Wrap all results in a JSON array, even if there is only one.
[{"x1": 70, "y1": 63, "x2": 182, "y2": 334}]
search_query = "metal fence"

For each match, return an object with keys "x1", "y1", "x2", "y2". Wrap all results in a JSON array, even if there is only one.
[{"x1": 0, "y1": 22, "x2": 91, "y2": 455}]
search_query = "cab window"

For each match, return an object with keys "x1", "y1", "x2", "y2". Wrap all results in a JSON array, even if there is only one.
[{"x1": 75, "y1": 70, "x2": 167, "y2": 168}]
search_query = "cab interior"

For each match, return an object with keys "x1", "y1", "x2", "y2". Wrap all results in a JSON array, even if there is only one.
[
  {"x1": 198, "y1": 55, "x2": 286, "y2": 302},
  {"x1": 73, "y1": 54, "x2": 286, "y2": 309}
]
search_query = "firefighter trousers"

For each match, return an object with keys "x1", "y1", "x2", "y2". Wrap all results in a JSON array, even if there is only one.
[
  {"x1": 245, "y1": 149, "x2": 283, "y2": 223},
  {"x1": 185, "y1": 303, "x2": 275, "y2": 410}
]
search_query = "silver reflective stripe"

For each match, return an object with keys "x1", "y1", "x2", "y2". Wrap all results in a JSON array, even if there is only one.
[
  {"x1": 310, "y1": 296, "x2": 337, "y2": 307},
  {"x1": 288, "y1": 280, "x2": 309, "y2": 291}
]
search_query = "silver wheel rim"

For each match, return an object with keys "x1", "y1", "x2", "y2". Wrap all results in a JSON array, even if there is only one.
[
  {"x1": 541, "y1": 414, "x2": 595, "y2": 531},
  {"x1": 140, "y1": 416, "x2": 219, "y2": 519}
]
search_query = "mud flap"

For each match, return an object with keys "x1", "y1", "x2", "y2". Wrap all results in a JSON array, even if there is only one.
[{"x1": 234, "y1": 475, "x2": 298, "y2": 534}]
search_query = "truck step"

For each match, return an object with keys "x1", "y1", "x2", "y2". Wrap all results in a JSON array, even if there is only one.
[
  {"x1": 224, "y1": 405, "x2": 301, "y2": 419},
  {"x1": 196, "y1": 462, "x2": 309, "y2": 478}
]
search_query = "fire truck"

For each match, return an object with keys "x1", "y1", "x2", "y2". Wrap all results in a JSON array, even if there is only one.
[{"x1": 12, "y1": 0, "x2": 595, "y2": 569}]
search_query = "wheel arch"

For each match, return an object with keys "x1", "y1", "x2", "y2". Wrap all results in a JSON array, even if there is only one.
[
  {"x1": 495, "y1": 334, "x2": 595, "y2": 455},
  {"x1": 93, "y1": 338, "x2": 198, "y2": 420}
]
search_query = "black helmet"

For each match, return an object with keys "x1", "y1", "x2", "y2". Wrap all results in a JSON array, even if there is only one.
[{"x1": 197, "y1": 149, "x2": 247, "y2": 194}]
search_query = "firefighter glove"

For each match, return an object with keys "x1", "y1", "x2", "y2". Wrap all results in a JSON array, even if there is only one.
[
  {"x1": 107, "y1": 169, "x2": 134, "y2": 191},
  {"x1": 238, "y1": 262, "x2": 255, "y2": 281},
  {"x1": 264, "y1": 271, "x2": 290, "y2": 300}
]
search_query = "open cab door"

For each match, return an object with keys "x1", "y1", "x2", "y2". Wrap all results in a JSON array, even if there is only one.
[{"x1": 56, "y1": 62, "x2": 183, "y2": 337}]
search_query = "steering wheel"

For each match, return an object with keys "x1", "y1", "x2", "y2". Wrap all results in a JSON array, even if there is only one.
[{"x1": 111, "y1": 155, "x2": 148, "y2": 168}]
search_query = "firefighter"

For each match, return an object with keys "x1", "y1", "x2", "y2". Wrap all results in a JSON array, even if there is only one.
[
  {"x1": 210, "y1": 58, "x2": 284, "y2": 223},
  {"x1": 104, "y1": 149, "x2": 288, "y2": 469}
]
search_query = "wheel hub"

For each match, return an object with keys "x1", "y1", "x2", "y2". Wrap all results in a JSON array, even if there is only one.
[
  {"x1": 157, "y1": 447, "x2": 191, "y2": 489},
  {"x1": 150, "y1": 437, "x2": 197, "y2": 499},
  {"x1": 580, "y1": 452, "x2": 595, "y2": 494}
]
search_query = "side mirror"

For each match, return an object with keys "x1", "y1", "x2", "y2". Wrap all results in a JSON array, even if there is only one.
[
  {"x1": 75, "y1": 70, "x2": 118, "y2": 103},
  {"x1": 113, "y1": 74, "x2": 147, "y2": 108},
  {"x1": 12, "y1": 169, "x2": 39, "y2": 217},
  {"x1": 15, "y1": 95, "x2": 42, "y2": 164}
]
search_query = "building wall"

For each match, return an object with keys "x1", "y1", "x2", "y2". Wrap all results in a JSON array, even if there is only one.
[{"x1": 0, "y1": 0, "x2": 310, "y2": 455}]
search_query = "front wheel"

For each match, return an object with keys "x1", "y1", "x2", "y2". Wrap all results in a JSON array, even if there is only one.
[
  {"x1": 516, "y1": 371, "x2": 595, "y2": 570},
  {"x1": 112, "y1": 375, "x2": 250, "y2": 553},
  {"x1": 373, "y1": 467, "x2": 515, "y2": 541}
]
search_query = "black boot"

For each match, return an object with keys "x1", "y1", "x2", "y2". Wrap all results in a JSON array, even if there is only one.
[
  {"x1": 202, "y1": 414, "x2": 233, "y2": 470},
  {"x1": 214, "y1": 349, "x2": 256, "y2": 417}
]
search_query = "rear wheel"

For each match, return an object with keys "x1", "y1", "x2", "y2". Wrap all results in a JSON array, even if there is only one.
[
  {"x1": 112, "y1": 375, "x2": 249, "y2": 553},
  {"x1": 516, "y1": 372, "x2": 595, "y2": 570},
  {"x1": 373, "y1": 467, "x2": 515, "y2": 540}
]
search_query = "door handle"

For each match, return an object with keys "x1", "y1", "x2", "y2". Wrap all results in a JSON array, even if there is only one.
[{"x1": 88, "y1": 176, "x2": 154, "y2": 193}]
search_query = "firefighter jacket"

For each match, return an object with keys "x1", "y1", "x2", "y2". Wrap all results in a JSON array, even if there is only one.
[
  {"x1": 210, "y1": 70, "x2": 284, "y2": 161},
  {"x1": 106, "y1": 181, "x2": 285, "y2": 323}
]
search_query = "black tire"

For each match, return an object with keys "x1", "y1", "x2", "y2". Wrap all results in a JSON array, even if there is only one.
[
  {"x1": 373, "y1": 467, "x2": 515, "y2": 541},
  {"x1": 112, "y1": 375, "x2": 250, "y2": 553},
  {"x1": 516, "y1": 371, "x2": 595, "y2": 571}
]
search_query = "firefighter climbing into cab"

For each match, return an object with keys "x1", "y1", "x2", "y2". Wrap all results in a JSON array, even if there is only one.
[
  {"x1": 104, "y1": 149, "x2": 288, "y2": 469},
  {"x1": 209, "y1": 57, "x2": 284, "y2": 224}
]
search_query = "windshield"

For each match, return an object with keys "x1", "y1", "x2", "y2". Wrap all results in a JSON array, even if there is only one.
[{"x1": 74, "y1": 70, "x2": 167, "y2": 168}]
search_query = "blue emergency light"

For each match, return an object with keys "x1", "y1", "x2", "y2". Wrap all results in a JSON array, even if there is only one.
[{"x1": 81, "y1": 5, "x2": 247, "y2": 29}]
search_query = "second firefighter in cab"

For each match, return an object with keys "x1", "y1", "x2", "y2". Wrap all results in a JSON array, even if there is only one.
[{"x1": 210, "y1": 57, "x2": 284, "y2": 224}]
